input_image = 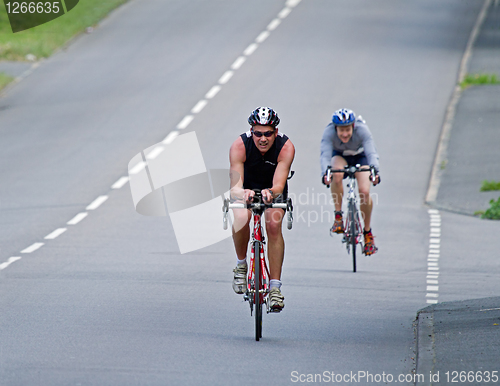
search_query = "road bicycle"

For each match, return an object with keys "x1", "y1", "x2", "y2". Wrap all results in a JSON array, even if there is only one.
[
  {"x1": 223, "y1": 190, "x2": 293, "y2": 341},
  {"x1": 326, "y1": 164, "x2": 376, "y2": 272}
]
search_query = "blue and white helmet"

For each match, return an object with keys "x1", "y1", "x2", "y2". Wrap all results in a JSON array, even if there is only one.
[
  {"x1": 332, "y1": 108, "x2": 355, "y2": 126},
  {"x1": 248, "y1": 107, "x2": 280, "y2": 127}
]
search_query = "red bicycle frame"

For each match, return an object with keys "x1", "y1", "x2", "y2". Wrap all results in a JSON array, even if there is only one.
[{"x1": 247, "y1": 211, "x2": 270, "y2": 305}]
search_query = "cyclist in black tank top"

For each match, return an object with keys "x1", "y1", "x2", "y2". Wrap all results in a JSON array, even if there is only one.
[
  {"x1": 229, "y1": 107, "x2": 295, "y2": 312},
  {"x1": 240, "y1": 130, "x2": 289, "y2": 200}
]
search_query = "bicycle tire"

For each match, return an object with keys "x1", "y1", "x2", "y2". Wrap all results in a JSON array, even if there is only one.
[
  {"x1": 349, "y1": 201, "x2": 357, "y2": 273},
  {"x1": 254, "y1": 241, "x2": 262, "y2": 341}
]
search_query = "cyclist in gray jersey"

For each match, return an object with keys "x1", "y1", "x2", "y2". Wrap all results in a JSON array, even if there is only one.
[{"x1": 320, "y1": 108, "x2": 380, "y2": 255}]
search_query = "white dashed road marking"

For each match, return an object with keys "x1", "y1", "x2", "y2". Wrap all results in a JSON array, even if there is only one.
[
  {"x1": 426, "y1": 209, "x2": 441, "y2": 304},
  {"x1": 176, "y1": 115, "x2": 194, "y2": 130},
  {"x1": 44, "y1": 228, "x2": 67, "y2": 240},
  {"x1": 205, "y1": 85, "x2": 221, "y2": 99},
  {"x1": 0, "y1": 0, "x2": 304, "y2": 271},
  {"x1": 86, "y1": 195, "x2": 108, "y2": 211},
  {"x1": 191, "y1": 100, "x2": 208, "y2": 114},
  {"x1": 0, "y1": 257, "x2": 21, "y2": 270},
  {"x1": 218, "y1": 70, "x2": 234, "y2": 85},
  {"x1": 21, "y1": 243, "x2": 44, "y2": 254},
  {"x1": 67, "y1": 212, "x2": 88, "y2": 225},
  {"x1": 112, "y1": 176, "x2": 129, "y2": 189},
  {"x1": 231, "y1": 56, "x2": 246, "y2": 70}
]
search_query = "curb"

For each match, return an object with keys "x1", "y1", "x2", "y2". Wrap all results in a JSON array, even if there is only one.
[{"x1": 415, "y1": 309, "x2": 435, "y2": 386}]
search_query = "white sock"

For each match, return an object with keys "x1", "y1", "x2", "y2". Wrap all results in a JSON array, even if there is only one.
[
  {"x1": 237, "y1": 258, "x2": 247, "y2": 266},
  {"x1": 269, "y1": 279, "x2": 282, "y2": 289}
]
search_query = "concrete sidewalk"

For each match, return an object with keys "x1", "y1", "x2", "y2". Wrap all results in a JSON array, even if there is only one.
[
  {"x1": 435, "y1": 1, "x2": 500, "y2": 215},
  {"x1": 416, "y1": 2, "x2": 500, "y2": 384},
  {"x1": 416, "y1": 297, "x2": 500, "y2": 386}
]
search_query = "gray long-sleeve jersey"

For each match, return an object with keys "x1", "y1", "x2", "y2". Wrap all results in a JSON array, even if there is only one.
[{"x1": 320, "y1": 117, "x2": 380, "y2": 175}]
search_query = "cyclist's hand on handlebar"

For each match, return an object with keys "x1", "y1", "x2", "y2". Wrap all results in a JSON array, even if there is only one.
[
  {"x1": 369, "y1": 165, "x2": 381, "y2": 186},
  {"x1": 262, "y1": 189, "x2": 273, "y2": 204},
  {"x1": 322, "y1": 166, "x2": 332, "y2": 187},
  {"x1": 243, "y1": 189, "x2": 255, "y2": 204},
  {"x1": 322, "y1": 173, "x2": 331, "y2": 186}
]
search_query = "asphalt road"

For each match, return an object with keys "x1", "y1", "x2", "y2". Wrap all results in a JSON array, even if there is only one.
[{"x1": 0, "y1": 1, "x2": 497, "y2": 385}]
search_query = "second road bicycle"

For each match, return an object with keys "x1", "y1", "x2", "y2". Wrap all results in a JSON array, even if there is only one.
[{"x1": 326, "y1": 164, "x2": 377, "y2": 273}]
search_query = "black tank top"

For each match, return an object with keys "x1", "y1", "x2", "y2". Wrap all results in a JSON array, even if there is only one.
[{"x1": 240, "y1": 131, "x2": 289, "y2": 197}]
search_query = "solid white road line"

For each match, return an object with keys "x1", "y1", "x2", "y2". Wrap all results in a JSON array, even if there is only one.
[
  {"x1": 21, "y1": 243, "x2": 44, "y2": 254},
  {"x1": 44, "y1": 228, "x2": 67, "y2": 240},
  {"x1": 86, "y1": 196, "x2": 108, "y2": 211},
  {"x1": 67, "y1": 212, "x2": 88, "y2": 225}
]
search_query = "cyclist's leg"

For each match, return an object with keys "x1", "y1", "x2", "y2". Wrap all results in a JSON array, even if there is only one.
[
  {"x1": 264, "y1": 208, "x2": 285, "y2": 281},
  {"x1": 232, "y1": 208, "x2": 252, "y2": 294},
  {"x1": 232, "y1": 208, "x2": 251, "y2": 260},
  {"x1": 355, "y1": 167, "x2": 373, "y2": 232},
  {"x1": 356, "y1": 167, "x2": 378, "y2": 255},
  {"x1": 331, "y1": 155, "x2": 347, "y2": 212},
  {"x1": 265, "y1": 208, "x2": 285, "y2": 311}
]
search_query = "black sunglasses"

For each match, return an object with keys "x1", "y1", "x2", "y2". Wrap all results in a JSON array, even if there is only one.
[{"x1": 252, "y1": 129, "x2": 276, "y2": 138}]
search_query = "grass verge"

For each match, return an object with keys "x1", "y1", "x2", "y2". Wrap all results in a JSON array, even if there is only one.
[
  {"x1": 481, "y1": 197, "x2": 500, "y2": 220},
  {"x1": 460, "y1": 73, "x2": 499, "y2": 89},
  {"x1": 480, "y1": 180, "x2": 500, "y2": 192},
  {"x1": 0, "y1": 72, "x2": 14, "y2": 90},
  {"x1": 0, "y1": 0, "x2": 129, "y2": 61}
]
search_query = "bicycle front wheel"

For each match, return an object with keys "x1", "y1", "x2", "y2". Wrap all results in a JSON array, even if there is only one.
[
  {"x1": 349, "y1": 201, "x2": 357, "y2": 273},
  {"x1": 254, "y1": 241, "x2": 262, "y2": 341}
]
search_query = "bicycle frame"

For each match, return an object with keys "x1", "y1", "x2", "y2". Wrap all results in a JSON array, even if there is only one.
[
  {"x1": 246, "y1": 208, "x2": 270, "y2": 313},
  {"x1": 328, "y1": 164, "x2": 374, "y2": 272},
  {"x1": 223, "y1": 192, "x2": 291, "y2": 340},
  {"x1": 342, "y1": 174, "x2": 364, "y2": 251}
]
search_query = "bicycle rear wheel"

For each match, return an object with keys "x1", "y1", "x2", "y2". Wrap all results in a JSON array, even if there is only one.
[
  {"x1": 349, "y1": 201, "x2": 357, "y2": 273},
  {"x1": 254, "y1": 241, "x2": 262, "y2": 341}
]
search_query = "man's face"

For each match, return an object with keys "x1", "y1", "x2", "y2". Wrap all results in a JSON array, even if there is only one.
[
  {"x1": 336, "y1": 124, "x2": 354, "y2": 143},
  {"x1": 251, "y1": 125, "x2": 277, "y2": 154}
]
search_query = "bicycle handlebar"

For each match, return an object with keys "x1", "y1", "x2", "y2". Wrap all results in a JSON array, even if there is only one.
[
  {"x1": 222, "y1": 192, "x2": 293, "y2": 230},
  {"x1": 227, "y1": 202, "x2": 287, "y2": 210},
  {"x1": 325, "y1": 164, "x2": 378, "y2": 187}
]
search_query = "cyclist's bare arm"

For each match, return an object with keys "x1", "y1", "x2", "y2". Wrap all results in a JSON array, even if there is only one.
[
  {"x1": 229, "y1": 137, "x2": 254, "y2": 202},
  {"x1": 265, "y1": 140, "x2": 295, "y2": 203}
]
